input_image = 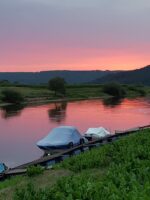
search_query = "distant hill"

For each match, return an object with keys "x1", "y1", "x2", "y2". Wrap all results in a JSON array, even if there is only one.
[
  {"x1": 2, "y1": 66, "x2": 149, "y2": 85},
  {"x1": 0, "y1": 70, "x2": 116, "y2": 85},
  {"x1": 94, "y1": 65, "x2": 150, "y2": 85}
]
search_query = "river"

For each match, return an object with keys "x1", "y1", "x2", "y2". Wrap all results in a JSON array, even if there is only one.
[{"x1": 0, "y1": 97, "x2": 150, "y2": 167}]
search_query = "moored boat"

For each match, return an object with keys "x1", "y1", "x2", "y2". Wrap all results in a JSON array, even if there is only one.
[
  {"x1": 84, "y1": 127, "x2": 111, "y2": 140},
  {"x1": 37, "y1": 126, "x2": 86, "y2": 151},
  {"x1": 0, "y1": 163, "x2": 8, "y2": 179}
]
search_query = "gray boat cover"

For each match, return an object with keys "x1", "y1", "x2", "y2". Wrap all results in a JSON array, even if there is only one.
[{"x1": 37, "y1": 126, "x2": 82, "y2": 147}]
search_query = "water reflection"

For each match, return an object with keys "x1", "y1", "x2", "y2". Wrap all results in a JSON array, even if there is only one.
[
  {"x1": 102, "y1": 97, "x2": 123, "y2": 108},
  {"x1": 48, "y1": 102, "x2": 67, "y2": 123},
  {"x1": 1, "y1": 98, "x2": 150, "y2": 168},
  {"x1": 1, "y1": 104, "x2": 25, "y2": 119}
]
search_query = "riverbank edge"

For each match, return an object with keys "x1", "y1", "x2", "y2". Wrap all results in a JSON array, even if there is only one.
[
  {"x1": 0, "y1": 94, "x2": 148, "y2": 108},
  {"x1": 0, "y1": 96, "x2": 109, "y2": 108}
]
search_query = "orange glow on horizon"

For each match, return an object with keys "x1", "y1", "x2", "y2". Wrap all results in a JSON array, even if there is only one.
[{"x1": 0, "y1": 46, "x2": 149, "y2": 72}]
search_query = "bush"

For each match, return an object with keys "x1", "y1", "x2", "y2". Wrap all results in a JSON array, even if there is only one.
[
  {"x1": 27, "y1": 165, "x2": 44, "y2": 177},
  {"x1": 1, "y1": 89, "x2": 24, "y2": 104},
  {"x1": 103, "y1": 83, "x2": 126, "y2": 97},
  {"x1": 0, "y1": 80, "x2": 11, "y2": 86},
  {"x1": 135, "y1": 88, "x2": 146, "y2": 96},
  {"x1": 127, "y1": 85, "x2": 146, "y2": 96}
]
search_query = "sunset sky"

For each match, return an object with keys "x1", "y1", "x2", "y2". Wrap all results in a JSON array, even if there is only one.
[{"x1": 0, "y1": 0, "x2": 150, "y2": 72}]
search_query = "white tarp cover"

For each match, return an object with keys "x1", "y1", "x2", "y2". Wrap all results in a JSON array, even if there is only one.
[
  {"x1": 85, "y1": 127, "x2": 111, "y2": 138},
  {"x1": 37, "y1": 126, "x2": 82, "y2": 147}
]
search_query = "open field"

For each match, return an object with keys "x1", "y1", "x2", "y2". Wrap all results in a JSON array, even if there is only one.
[
  {"x1": 0, "y1": 84, "x2": 150, "y2": 106},
  {"x1": 0, "y1": 86, "x2": 52, "y2": 100},
  {"x1": 0, "y1": 129, "x2": 150, "y2": 199}
]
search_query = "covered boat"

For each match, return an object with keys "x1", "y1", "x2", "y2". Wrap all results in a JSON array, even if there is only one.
[
  {"x1": 84, "y1": 127, "x2": 111, "y2": 139},
  {"x1": 0, "y1": 163, "x2": 8, "y2": 178},
  {"x1": 37, "y1": 126, "x2": 84, "y2": 150}
]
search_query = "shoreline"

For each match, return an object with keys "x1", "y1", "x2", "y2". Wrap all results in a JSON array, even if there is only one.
[
  {"x1": 0, "y1": 95, "x2": 149, "y2": 108},
  {"x1": 0, "y1": 83, "x2": 149, "y2": 108},
  {"x1": 0, "y1": 96, "x2": 108, "y2": 108}
]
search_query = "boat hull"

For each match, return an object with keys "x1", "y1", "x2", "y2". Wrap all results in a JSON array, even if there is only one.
[{"x1": 37, "y1": 142, "x2": 80, "y2": 151}]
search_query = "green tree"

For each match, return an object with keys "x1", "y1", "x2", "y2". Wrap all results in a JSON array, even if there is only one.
[
  {"x1": 103, "y1": 82, "x2": 126, "y2": 98},
  {"x1": 1, "y1": 89, "x2": 24, "y2": 104},
  {"x1": 48, "y1": 77, "x2": 66, "y2": 96}
]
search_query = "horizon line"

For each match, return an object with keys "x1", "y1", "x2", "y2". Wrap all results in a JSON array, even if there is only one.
[{"x1": 0, "y1": 65, "x2": 148, "y2": 73}]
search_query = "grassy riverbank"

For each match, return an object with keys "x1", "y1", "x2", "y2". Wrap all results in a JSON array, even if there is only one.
[
  {"x1": 0, "y1": 129, "x2": 150, "y2": 199},
  {"x1": 0, "y1": 84, "x2": 150, "y2": 106}
]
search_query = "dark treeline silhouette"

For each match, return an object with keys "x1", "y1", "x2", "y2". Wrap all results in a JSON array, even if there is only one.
[
  {"x1": 0, "y1": 70, "x2": 115, "y2": 84},
  {"x1": 94, "y1": 65, "x2": 150, "y2": 85},
  {"x1": 0, "y1": 66, "x2": 150, "y2": 85}
]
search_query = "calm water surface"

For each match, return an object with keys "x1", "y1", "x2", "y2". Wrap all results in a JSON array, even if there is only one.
[{"x1": 0, "y1": 98, "x2": 150, "y2": 167}]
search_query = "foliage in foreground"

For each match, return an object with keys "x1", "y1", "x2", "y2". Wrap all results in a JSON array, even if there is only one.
[{"x1": 14, "y1": 130, "x2": 150, "y2": 199}]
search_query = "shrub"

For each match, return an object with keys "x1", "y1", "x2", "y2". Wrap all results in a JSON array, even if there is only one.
[
  {"x1": 127, "y1": 85, "x2": 146, "y2": 96},
  {"x1": 102, "y1": 83, "x2": 126, "y2": 97},
  {"x1": 27, "y1": 165, "x2": 44, "y2": 177},
  {"x1": 0, "y1": 80, "x2": 11, "y2": 86},
  {"x1": 136, "y1": 88, "x2": 146, "y2": 96},
  {"x1": 1, "y1": 89, "x2": 24, "y2": 104}
]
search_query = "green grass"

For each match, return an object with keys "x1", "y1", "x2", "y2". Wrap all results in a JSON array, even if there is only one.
[
  {"x1": 0, "y1": 129, "x2": 150, "y2": 199},
  {"x1": 0, "y1": 170, "x2": 71, "y2": 200},
  {"x1": 0, "y1": 86, "x2": 52, "y2": 99},
  {"x1": 27, "y1": 165, "x2": 44, "y2": 177},
  {"x1": 0, "y1": 176, "x2": 23, "y2": 191},
  {"x1": 0, "y1": 84, "x2": 150, "y2": 105},
  {"x1": 66, "y1": 84, "x2": 150, "y2": 99}
]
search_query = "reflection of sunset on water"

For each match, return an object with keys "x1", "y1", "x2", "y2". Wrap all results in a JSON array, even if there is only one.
[{"x1": 0, "y1": 98, "x2": 150, "y2": 167}]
